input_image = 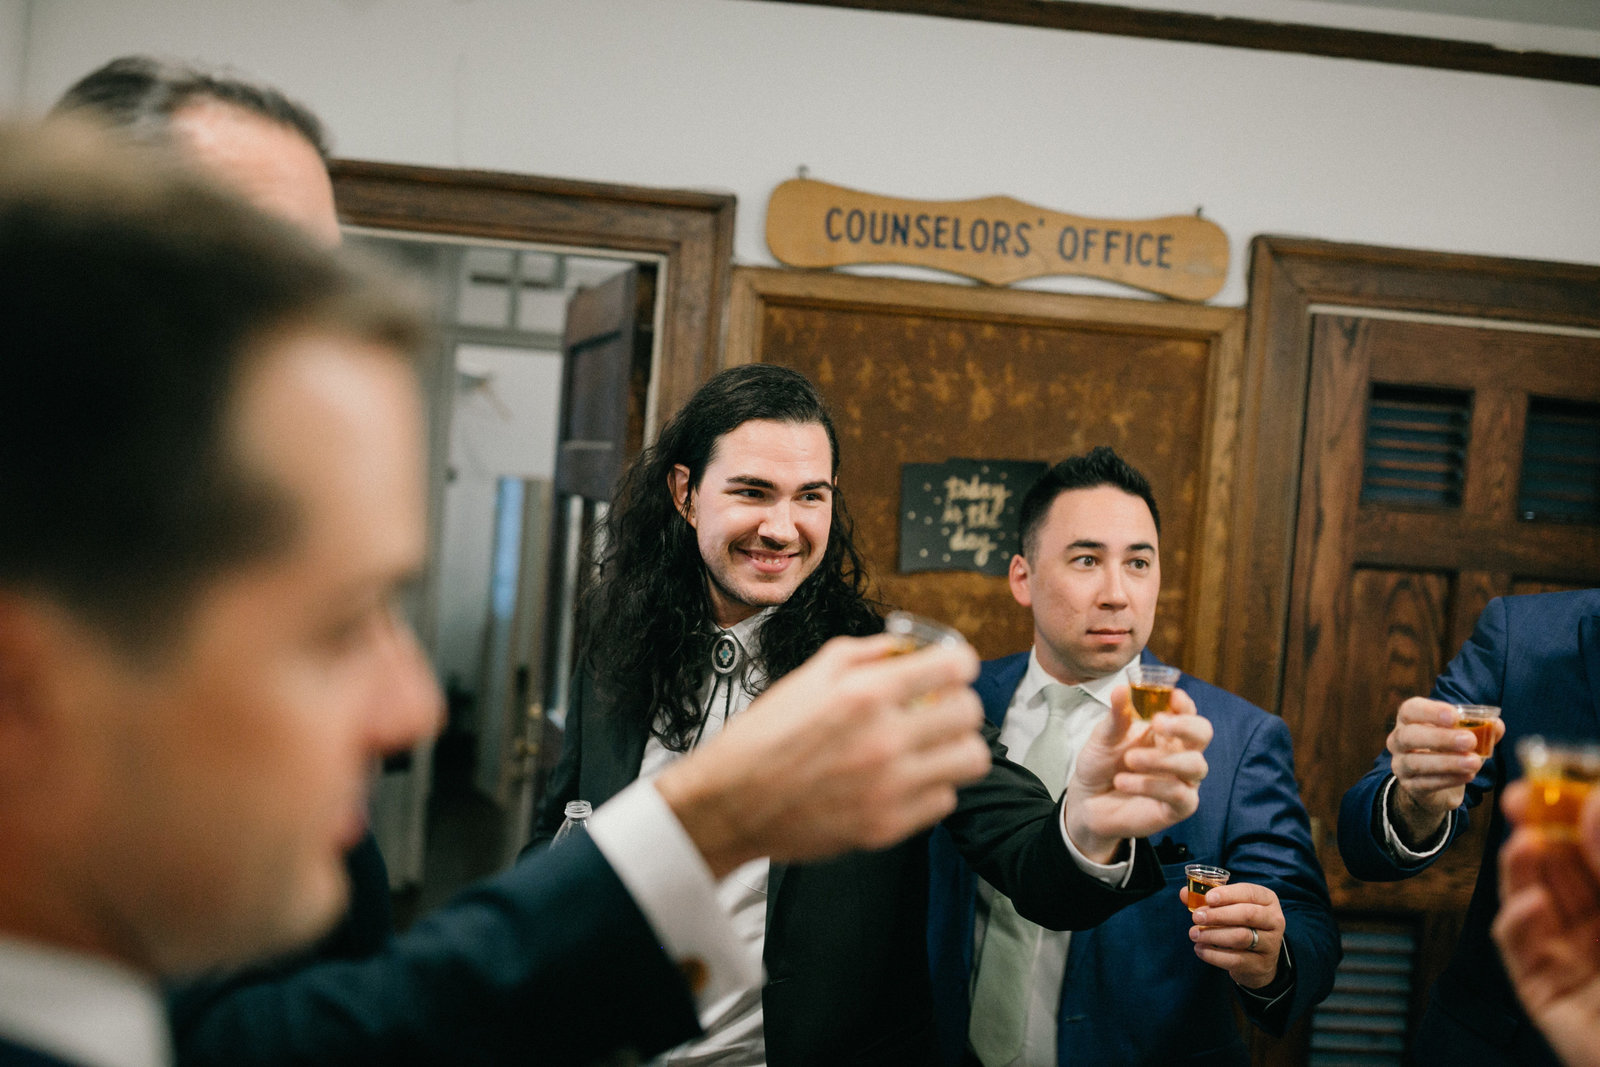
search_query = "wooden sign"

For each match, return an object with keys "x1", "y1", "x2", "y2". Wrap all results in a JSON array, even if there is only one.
[
  {"x1": 899, "y1": 459, "x2": 1046, "y2": 576},
  {"x1": 767, "y1": 178, "x2": 1228, "y2": 301}
]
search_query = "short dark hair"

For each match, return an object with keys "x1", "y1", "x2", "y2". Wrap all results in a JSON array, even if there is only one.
[
  {"x1": 0, "y1": 119, "x2": 420, "y2": 653},
  {"x1": 51, "y1": 55, "x2": 330, "y2": 160},
  {"x1": 581, "y1": 363, "x2": 880, "y2": 750},
  {"x1": 1016, "y1": 446, "x2": 1162, "y2": 558}
]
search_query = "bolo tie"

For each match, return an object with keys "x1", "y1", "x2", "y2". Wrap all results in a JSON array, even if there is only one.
[{"x1": 692, "y1": 630, "x2": 745, "y2": 749}]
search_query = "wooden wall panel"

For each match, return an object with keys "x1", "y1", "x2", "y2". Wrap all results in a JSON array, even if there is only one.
[{"x1": 730, "y1": 267, "x2": 1245, "y2": 670}]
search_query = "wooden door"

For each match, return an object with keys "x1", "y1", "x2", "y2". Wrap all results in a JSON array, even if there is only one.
[
  {"x1": 537, "y1": 266, "x2": 656, "y2": 789},
  {"x1": 1228, "y1": 238, "x2": 1600, "y2": 1063},
  {"x1": 726, "y1": 266, "x2": 1245, "y2": 676}
]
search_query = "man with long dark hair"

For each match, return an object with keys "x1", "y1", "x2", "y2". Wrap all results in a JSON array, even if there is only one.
[{"x1": 534, "y1": 364, "x2": 1215, "y2": 1067}]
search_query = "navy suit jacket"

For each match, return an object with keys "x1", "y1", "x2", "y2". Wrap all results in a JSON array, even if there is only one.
[
  {"x1": 1338, "y1": 589, "x2": 1600, "y2": 1067},
  {"x1": 0, "y1": 1036, "x2": 76, "y2": 1067},
  {"x1": 927, "y1": 651, "x2": 1340, "y2": 1066},
  {"x1": 170, "y1": 831, "x2": 700, "y2": 1067},
  {"x1": 530, "y1": 667, "x2": 1167, "y2": 1067}
]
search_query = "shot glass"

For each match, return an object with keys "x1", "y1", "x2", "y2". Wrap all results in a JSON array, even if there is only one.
[
  {"x1": 1453, "y1": 704, "x2": 1502, "y2": 758},
  {"x1": 1517, "y1": 736, "x2": 1600, "y2": 841},
  {"x1": 883, "y1": 610, "x2": 966, "y2": 654},
  {"x1": 1184, "y1": 863, "x2": 1231, "y2": 912},
  {"x1": 1128, "y1": 663, "x2": 1181, "y2": 720}
]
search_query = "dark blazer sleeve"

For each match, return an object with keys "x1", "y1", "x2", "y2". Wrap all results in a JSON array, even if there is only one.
[
  {"x1": 1222, "y1": 712, "x2": 1340, "y2": 1033},
  {"x1": 171, "y1": 833, "x2": 700, "y2": 1067},
  {"x1": 938, "y1": 720, "x2": 1163, "y2": 931},
  {"x1": 1337, "y1": 597, "x2": 1508, "y2": 882}
]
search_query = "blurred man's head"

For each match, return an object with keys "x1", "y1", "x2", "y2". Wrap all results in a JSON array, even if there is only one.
[
  {"x1": 54, "y1": 55, "x2": 339, "y2": 244},
  {"x1": 0, "y1": 120, "x2": 440, "y2": 975},
  {"x1": 1010, "y1": 447, "x2": 1162, "y2": 684}
]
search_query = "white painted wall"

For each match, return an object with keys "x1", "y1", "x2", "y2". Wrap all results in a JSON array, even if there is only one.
[
  {"x1": 7, "y1": 0, "x2": 1598, "y2": 304},
  {"x1": 0, "y1": 0, "x2": 26, "y2": 109}
]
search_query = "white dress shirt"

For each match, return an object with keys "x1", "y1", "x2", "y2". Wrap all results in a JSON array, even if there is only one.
[
  {"x1": 0, "y1": 936, "x2": 169, "y2": 1067},
  {"x1": 973, "y1": 652, "x2": 1133, "y2": 1067}
]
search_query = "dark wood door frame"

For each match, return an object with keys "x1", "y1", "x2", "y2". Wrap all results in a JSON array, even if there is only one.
[
  {"x1": 1217, "y1": 236, "x2": 1600, "y2": 714},
  {"x1": 330, "y1": 159, "x2": 736, "y2": 429},
  {"x1": 755, "y1": 0, "x2": 1600, "y2": 86}
]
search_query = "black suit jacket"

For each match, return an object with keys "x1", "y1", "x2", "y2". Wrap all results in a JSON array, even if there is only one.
[
  {"x1": 1338, "y1": 590, "x2": 1600, "y2": 1066},
  {"x1": 0, "y1": 1035, "x2": 76, "y2": 1067},
  {"x1": 531, "y1": 669, "x2": 1165, "y2": 1067}
]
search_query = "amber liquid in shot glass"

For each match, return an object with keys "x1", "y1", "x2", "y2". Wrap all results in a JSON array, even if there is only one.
[
  {"x1": 1454, "y1": 705, "x2": 1501, "y2": 758},
  {"x1": 1518, "y1": 737, "x2": 1600, "y2": 842},
  {"x1": 883, "y1": 610, "x2": 965, "y2": 656},
  {"x1": 1184, "y1": 864, "x2": 1230, "y2": 912},
  {"x1": 1128, "y1": 665, "x2": 1181, "y2": 721},
  {"x1": 1528, "y1": 772, "x2": 1592, "y2": 838}
]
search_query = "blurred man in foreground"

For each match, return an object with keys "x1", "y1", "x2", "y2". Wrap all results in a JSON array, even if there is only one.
[
  {"x1": 0, "y1": 116, "x2": 440, "y2": 1066},
  {"x1": 0, "y1": 118, "x2": 993, "y2": 1067}
]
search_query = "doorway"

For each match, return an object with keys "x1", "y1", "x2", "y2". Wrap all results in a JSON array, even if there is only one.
[{"x1": 331, "y1": 161, "x2": 735, "y2": 914}]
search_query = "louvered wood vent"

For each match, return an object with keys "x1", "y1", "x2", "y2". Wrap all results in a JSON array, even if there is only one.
[
  {"x1": 1308, "y1": 927, "x2": 1415, "y2": 1065},
  {"x1": 1360, "y1": 385, "x2": 1471, "y2": 509},
  {"x1": 1519, "y1": 397, "x2": 1600, "y2": 524}
]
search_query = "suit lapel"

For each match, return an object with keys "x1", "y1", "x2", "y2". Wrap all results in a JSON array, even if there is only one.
[
  {"x1": 587, "y1": 686, "x2": 654, "y2": 802},
  {"x1": 766, "y1": 863, "x2": 786, "y2": 926}
]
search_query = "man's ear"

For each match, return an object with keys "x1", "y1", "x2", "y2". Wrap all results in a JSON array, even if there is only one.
[
  {"x1": 1007, "y1": 553, "x2": 1033, "y2": 609},
  {"x1": 668, "y1": 464, "x2": 695, "y2": 525},
  {"x1": 0, "y1": 594, "x2": 62, "y2": 798}
]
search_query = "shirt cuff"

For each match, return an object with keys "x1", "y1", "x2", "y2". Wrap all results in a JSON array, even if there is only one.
[
  {"x1": 1235, "y1": 940, "x2": 1295, "y2": 1008},
  {"x1": 586, "y1": 779, "x2": 764, "y2": 1018},
  {"x1": 1379, "y1": 775, "x2": 1452, "y2": 864},
  {"x1": 1058, "y1": 804, "x2": 1135, "y2": 889}
]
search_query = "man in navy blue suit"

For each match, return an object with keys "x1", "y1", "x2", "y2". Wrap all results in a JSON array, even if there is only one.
[
  {"x1": 1340, "y1": 588, "x2": 1600, "y2": 1066},
  {"x1": 928, "y1": 446, "x2": 1339, "y2": 1066}
]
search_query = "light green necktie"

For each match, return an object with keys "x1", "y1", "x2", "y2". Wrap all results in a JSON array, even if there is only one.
[{"x1": 968, "y1": 682, "x2": 1082, "y2": 1067}]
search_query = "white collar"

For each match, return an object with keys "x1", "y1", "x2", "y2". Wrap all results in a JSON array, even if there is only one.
[
  {"x1": 0, "y1": 936, "x2": 169, "y2": 1067},
  {"x1": 1018, "y1": 650, "x2": 1138, "y2": 713},
  {"x1": 717, "y1": 606, "x2": 774, "y2": 657}
]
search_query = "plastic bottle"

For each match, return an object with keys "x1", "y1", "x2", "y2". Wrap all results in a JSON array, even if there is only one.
[{"x1": 551, "y1": 800, "x2": 593, "y2": 846}]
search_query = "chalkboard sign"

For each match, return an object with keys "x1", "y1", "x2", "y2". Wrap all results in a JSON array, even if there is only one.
[{"x1": 899, "y1": 460, "x2": 1046, "y2": 576}]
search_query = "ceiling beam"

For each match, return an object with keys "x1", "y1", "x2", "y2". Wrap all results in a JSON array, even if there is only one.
[{"x1": 752, "y1": 0, "x2": 1600, "y2": 86}]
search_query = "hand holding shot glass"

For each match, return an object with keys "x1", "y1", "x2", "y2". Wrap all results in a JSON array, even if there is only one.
[
  {"x1": 1384, "y1": 696, "x2": 1506, "y2": 847},
  {"x1": 1494, "y1": 738, "x2": 1600, "y2": 1067},
  {"x1": 1182, "y1": 861, "x2": 1288, "y2": 988}
]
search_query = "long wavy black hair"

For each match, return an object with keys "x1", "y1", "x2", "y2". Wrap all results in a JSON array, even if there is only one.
[{"x1": 580, "y1": 363, "x2": 883, "y2": 750}]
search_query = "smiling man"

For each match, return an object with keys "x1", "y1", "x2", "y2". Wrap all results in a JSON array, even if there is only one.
[
  {"x1": 926, "y1": 447, "x2": 1339, "y2": 1066},
  {"x1": 534, "y1": 368, "x2": 1217, "y2": 1067}
]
